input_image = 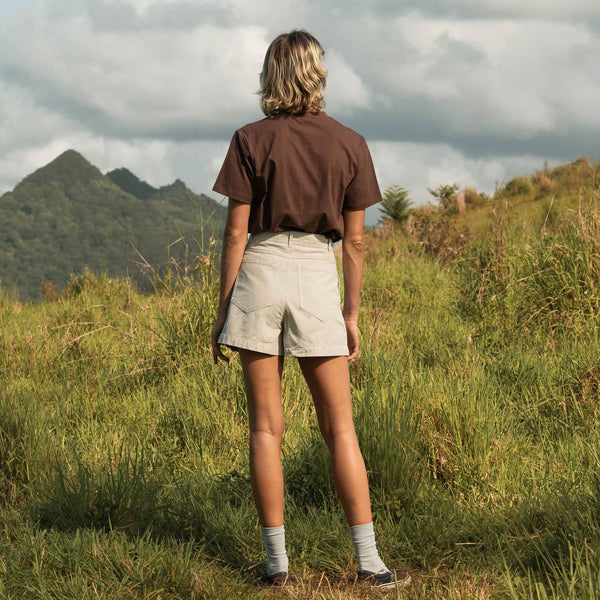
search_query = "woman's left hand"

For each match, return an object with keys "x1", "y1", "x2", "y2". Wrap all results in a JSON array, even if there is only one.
[
  {"x1": 344, "y1": 317, "x2": 359, "y2": 361},
  {"x1": 211, "y1": 313, "x2": 230, "y2": 364}
]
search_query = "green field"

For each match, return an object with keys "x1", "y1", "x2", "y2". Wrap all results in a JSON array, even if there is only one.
[{"x1": 2, "y1": 161, "x2": 600, "y2": 598}]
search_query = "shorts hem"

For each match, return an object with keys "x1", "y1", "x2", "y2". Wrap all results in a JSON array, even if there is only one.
[
  {"x1": 218, "y1": 334, "x2": 282, "y2": 356},
  {"x1": 284, "y1": 346, "x2": 349, "y2": 357},
  {"x1": 218, "y1": 335, "x2": 348, "y2": 358}
]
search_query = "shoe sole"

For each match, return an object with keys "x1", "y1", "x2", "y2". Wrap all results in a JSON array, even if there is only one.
[
  {"x1": 377, "y1": 574, "x2": 412, "y2": 589},
  {"x1": 258, "y1": 572, "x2": 295, "y2": 587},
  {"x1": 359, "y1": 572, "x2": 412, "y2": 589}
]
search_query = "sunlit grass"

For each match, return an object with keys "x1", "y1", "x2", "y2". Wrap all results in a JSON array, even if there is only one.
[{"x1": 2, "y1": 183, "x2": 600, "y2": 598}]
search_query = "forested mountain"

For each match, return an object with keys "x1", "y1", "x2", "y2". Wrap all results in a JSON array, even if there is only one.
[
  {"x1": 106, "y1": 167, "x2": 158, "y2": 200},
  {"x1": 0, "y1": 150, "x2": 226, "y2": 299}
]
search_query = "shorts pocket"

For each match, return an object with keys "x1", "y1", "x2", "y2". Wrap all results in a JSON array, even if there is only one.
[
  {"x1": 230, "y1": 261, "x2": 275, "y2": 314},
  {"x1": 297, "y1": 264, "x2": 340, "y2": 322}
]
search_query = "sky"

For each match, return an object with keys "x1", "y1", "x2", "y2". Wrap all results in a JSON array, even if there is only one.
[{"x1": 1, "y1": 0, "x2": 599, "y2": 224}]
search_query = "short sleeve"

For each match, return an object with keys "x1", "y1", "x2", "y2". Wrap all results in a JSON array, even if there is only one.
[
  {"x1": 212, "y1": 130, "x2": 254, "y2": 204},
  {"x1": 343, "y1": 137, "x2": 382, "y2": 211}
]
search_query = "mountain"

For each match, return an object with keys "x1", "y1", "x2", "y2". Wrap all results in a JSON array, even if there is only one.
[
  {"x1": 106, "y1": 168, "x2": 158, "y2": 200},
  {"x1": 0, "y1": 150, "x2": 226, "y2": 299}
]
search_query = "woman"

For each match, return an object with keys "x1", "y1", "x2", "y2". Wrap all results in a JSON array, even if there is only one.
[{"x1": 210, "y1": 30, "x2": 410, "y2": 590}]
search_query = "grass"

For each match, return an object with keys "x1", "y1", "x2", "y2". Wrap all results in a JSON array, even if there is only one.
[{"x1": 2, "y1": 159, "x2": 600, "y2": 598}]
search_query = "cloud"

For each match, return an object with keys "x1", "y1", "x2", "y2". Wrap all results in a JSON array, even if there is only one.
[
  {"x1": 0, "y1": 81, "x2": 77, "y2": 154},
  {"x1": 368, "y1": 140, "x2": 551, "y2": 204},
  {"x1": 0, "y1": 0, "x2": 376, "y2": 142},
  {"x1": 1, "y1": 0, "x2": 599, "y2": 206},
  {"x1": 342, "y1": 0, "x2": 600, "y2": 20},
  {"x1": 0, "y1": 5, "x2": 269, "y2": 138},
  {"x1": 320, "y1": 13, "x2": 600, "y2": 163},
  {"x1": 440, "y1": 0, "x2": 600, "y2": 19},
  {"x1": 324, "y1": 49, "x2": 372, "y2": 115},
  {"x1": 111, "y1": 0, "x2": 182, "y2": 16}
]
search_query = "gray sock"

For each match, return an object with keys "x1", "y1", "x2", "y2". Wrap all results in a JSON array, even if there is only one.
[
  {"x1": 349, "y1": 522, "x2": 388, "y2": 573},
  {"x1": 261, "y1": 525, "x2": 289, "y2": 576}
]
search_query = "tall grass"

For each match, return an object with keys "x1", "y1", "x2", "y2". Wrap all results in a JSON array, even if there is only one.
[{"x1": 1, "y1": 193, "x2": 600, "y2": 597}]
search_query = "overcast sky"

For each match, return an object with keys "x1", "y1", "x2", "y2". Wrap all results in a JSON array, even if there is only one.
[{"x1": 1, "y1": 0, "x2": 599, "y2": 224}]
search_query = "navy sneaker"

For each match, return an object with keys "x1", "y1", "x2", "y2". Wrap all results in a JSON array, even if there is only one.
[
  {"x1": 258, "y1": 571, "x2": 295, "y2": 587},
  {"x1": 358, "y1": 569, "x2": 412, "y2": 589}
]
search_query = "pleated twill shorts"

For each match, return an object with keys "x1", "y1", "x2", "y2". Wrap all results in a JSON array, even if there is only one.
[{"x1": 218, "y1": 231, "x2": 349, "y2": 357}]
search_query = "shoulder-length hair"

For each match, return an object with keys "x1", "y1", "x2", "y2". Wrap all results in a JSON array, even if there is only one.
[{"x1": 259, "y1": 30, "x2": 327, "y2": 116}]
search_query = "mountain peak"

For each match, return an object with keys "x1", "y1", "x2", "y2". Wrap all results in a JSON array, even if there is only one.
[
  {"x1": 56, "y1": 148, "x2": 87, "y2": 162},
  {"x1": 106, "y1": 167, "x2": 158, "y2": 200},
  {"x1": 46, "y1": 149, "x2": 98, "y2": 173},
  {"x1": 164, "y1": 178, "x2": 187, "y2": 190},
  {"x1": 21, "y1": 149, "x2": 104, "y2": 190}
]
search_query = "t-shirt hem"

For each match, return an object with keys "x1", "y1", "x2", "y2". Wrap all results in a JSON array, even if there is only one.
[
  {"x1": 343, "y1": 198, "x2": 381, "y2": 211},
  {"x1": 211, "y1": 184, "x2": 253, "y2": 204}
]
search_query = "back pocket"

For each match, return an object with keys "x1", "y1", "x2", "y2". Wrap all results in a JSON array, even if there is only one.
[
  {"x1": 297, "y1": 264, "x2": 340, "y2": 322},
  {"x1": 230, "y1": 261, "x2": 275, "y2": 314}
]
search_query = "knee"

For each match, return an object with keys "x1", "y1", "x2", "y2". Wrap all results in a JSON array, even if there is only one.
[
  {"x1": 320, "y1": 426, "x2": 356, "y2": 451},
  {"x1": 250, "y1": 425, "x2": 284, "y2": 443}
]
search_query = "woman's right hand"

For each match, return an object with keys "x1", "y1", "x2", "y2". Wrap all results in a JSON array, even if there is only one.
[
  {"x1": 211, "y1": 199, "x2": 251, "y2": 365},
  {"x1": 344, "y1": 317, "x2": 359, "y2": 360},
  {"x1": 211, "y1": 313, "x2": 230, "y2": 364}
]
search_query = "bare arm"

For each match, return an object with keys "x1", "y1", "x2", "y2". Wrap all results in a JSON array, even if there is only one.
[
  {"x1": 211, "y1": 198, "x2": 251, "y2": 363},
  {"x1": 342, "y1": 209, "x2": 366, "y2": 360}
]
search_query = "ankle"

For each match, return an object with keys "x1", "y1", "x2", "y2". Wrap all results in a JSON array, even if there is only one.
[
  {"x1": 261, "y1": 525, "x2": 289, "y2": 576},
  {"x1": 349, "y1": 521, "x2": 387, "y2": 573}
]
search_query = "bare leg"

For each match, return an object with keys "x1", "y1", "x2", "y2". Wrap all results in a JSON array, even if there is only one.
[
  {"x1": 298, "y1": 356, "x2": 372, "y2": 526},
  {"x1": 239, "y1": 349, "x2": 285, "y2": 527}
]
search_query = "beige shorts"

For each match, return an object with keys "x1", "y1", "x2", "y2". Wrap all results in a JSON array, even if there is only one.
[{"x1": 218, "y1": 231, "x2": 349, "y2": 357}]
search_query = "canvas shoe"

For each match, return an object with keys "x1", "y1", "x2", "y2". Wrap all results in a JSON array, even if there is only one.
[
  {"x1": 258, "y1": 571, "x2": 295, "y2": 587},
  {"x1": 358, "y1": 569, "x2": 412, "y2": 589}
]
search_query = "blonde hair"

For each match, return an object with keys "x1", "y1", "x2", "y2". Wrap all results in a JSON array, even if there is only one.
[{"x1": 259, "y1": 30, "x2": 327, "y2": 116}]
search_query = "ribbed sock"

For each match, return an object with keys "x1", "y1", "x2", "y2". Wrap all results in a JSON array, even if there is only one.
[
  {"x1": 261, "y1": 525, "x2": 289, "y2": 576},
  {"x1": 349, "y1": 522, "x2": 387, "y2": 573}
]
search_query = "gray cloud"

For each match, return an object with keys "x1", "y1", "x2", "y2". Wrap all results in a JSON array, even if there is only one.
[
  {"x1": 333, "y1": 0, "x2": 600, "y2": 20},
  {"x1": 320, "y1": 13, "x2": 600, "y2": 162}
]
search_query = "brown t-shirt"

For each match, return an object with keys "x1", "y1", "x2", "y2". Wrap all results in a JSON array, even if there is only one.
[{"x1": 212, "y1": 111, "x2": 381, "y2": 241}]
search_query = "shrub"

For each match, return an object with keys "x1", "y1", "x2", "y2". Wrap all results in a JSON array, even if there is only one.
[
  {"x1": 463, "y1": 186, "x2": 490, "y2": 207},
  {"x1": 428, "y1": 183, "x2": 459, "y2": 211},
  {"x1": 456, "y1": 192, "x2": 466, "y2": 215},
  {"x1": 41, "y1": 279, "x2": 58, "y2": 302},
  {"x1": 533, "y1": 172, "x2": 555, "y2": 194},
  {"x1": 463, "y1": 187, "x2": 479, "y2": 206},
  {"x1": 379, "y1": 185, "x2": 413, "y2": 223},
  {"x1": 408, "y1": 212, "x2": 471, "y2": 263},
  {"x1": 572, "y1": 155, "x2": 592, "y2": 169},
  {"x1": 502, "y1": 176, "x2": 534, "y2": 197}
]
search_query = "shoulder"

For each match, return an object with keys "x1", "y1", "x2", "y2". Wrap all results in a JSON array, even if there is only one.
[
  {"x1": 235, "y1": 116, "x2": 278, "y2": 137},
  {"x1": 227, "y1": 117, "x2": 283, "y2": 151},
  {"x1": 317, "y1": 112, "x2": 368, "y2": 152},
  {"x1": 229, "y1": 112, "x2": 368, "y2": 156}
]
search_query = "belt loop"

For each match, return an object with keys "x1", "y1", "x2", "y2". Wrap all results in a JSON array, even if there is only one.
[{"x1": 287, "y1": 231, "x2": 292, "y2": 247}]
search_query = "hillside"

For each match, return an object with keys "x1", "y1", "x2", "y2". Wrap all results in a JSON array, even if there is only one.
[
  {"x1": 409, "y1": 156, "x2": 599, "y2": 239},
  {"x1": 0, "y1": 150, "x2": 226, "y2": 299},
  {"x1": 1, "y1": 155, "x2": 599, "y2": 598}
]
